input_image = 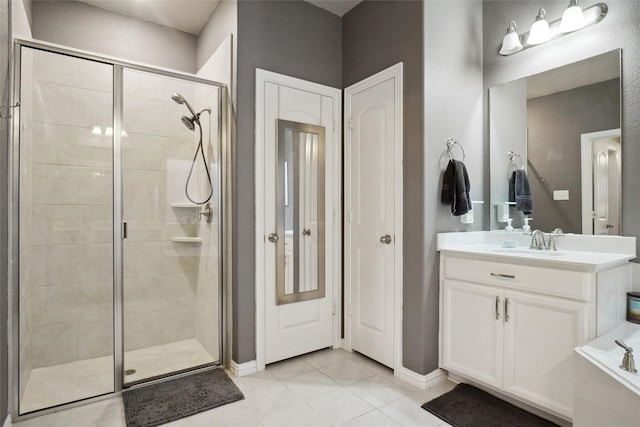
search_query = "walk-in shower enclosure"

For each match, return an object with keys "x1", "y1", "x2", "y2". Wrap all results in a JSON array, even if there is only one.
[{"x1": 10, "y1": 41, "x2": 226, "y2": 415}]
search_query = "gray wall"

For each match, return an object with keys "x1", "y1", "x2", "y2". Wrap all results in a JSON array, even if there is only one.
[
  {"x1": 31, "y1": 1, "x2": 197, "y2": 73},
  {"x1": 234, "y1": 0, "x2": 341, "y2": 363},
  {"x1": 483, "y1": 0, "x2": 640, "y2": 256},
  {"x1": 423, "y1": 1, "x2": 484, "y2": 374},
  {"x1": 527, "y1": 79, "x2": 620, "y2": 234},
  {"x1": 1, "y1": 0, "x2": 9, "y2": 421},
  {"x1": 342, "y1": 0, "x2": 427, "y2": 373}
]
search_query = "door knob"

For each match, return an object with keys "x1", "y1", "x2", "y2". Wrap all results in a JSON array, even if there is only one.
[
  {"x1": 302, "y1": 228, "x2": 311, "y2": 236},
  {"x1": 379, "y1": 234, "x2": 392, "y2": 244},
  {"x1": 606, "y1": 224, "x2": 614, "y2": 229},
  {"x1": 268, "y1": 233, "x2": 279, "y2": 243}
]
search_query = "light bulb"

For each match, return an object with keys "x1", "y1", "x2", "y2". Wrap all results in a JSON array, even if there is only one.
[
  {"x1": 560, "y1": 0, "x2": 586, "y2": 33},
  {"x1": 499, "y1": 21, "x2": 523, "y2": 55},
  {"x1": 527, "y1": 8, "x2": 552, "y2": 45}
]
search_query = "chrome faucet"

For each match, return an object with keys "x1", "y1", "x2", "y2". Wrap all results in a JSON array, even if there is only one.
[
  {"x1": 545, "y1": 228, "x2": 564, "y2": 251},
  {"x1": 615, "y1": 340, "x2": 637, "y2": 373},
  {"x1": 529, "y1": 229, "x2": 546, "y2": 250}
]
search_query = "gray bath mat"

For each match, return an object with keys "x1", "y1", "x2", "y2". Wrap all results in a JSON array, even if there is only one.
[
  {"x1": 123, "y1": 368, "x2": 244, "y2": 427},
  {"x1": 422, "y1": 383, "x2": 559, "y2": 427}
]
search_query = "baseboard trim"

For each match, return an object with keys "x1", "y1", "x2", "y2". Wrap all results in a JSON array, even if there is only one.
[
  {"x1": 230, "y1": 360, "x2": 258, "y2": 377},
  {"x1": 394, "y1": 366, "x2": 447, "y2": 390}
]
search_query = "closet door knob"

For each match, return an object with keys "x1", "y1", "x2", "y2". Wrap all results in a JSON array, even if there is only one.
[
  {"x1": 268, "y1": 233, "x2": 279, "y2": 243},
  {"x1": 380, "y1": 234, "x2": 392, "y2": 244}
]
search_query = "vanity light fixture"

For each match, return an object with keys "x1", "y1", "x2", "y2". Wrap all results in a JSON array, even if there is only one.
[
  {"x1": 499, "y1": 2, "x2": 608, "y2": 56},
  {"x1": 560, "y1": 0, "x2": 586, "y2": 33},
  {"x1": 499, "y1": 21, "x2": 523, "y2": 55},
  {"x1": 527, "y1": 8, "x2": 552, "y2": 45}
]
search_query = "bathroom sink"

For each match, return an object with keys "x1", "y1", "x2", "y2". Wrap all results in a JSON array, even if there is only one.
[{"x1": 491, "y1": 248, "x2": 566, "y2": 256}]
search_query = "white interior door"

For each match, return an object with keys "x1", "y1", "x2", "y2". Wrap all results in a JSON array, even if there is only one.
[
  {"x1": 593, "y1": 137, "x2": 621, "y2": 235},
  {"x1": 580, "y1": 129, "x2": 621, "y2": 235},
  {"x1": 256, "y1": 70, "x2": 341, "y2": 367},
  {"x1": 345, "y1": 64, "x2": 402, "y2": 369}
]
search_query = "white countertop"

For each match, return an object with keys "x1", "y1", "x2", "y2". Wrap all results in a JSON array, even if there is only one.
[{"x1": 437, "y1": 231, "x2": 636, "y2": 271}]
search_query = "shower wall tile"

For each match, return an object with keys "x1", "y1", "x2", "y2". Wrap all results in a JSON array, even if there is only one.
[
  {"x1": 75, "y1": 167, "x2": 112, "y2": 206},
  {"x1": 82, "y1": 206, "x2": 112, "y2": 244},
  {"x1": 162, "y1": 102, "x2": 196, "y2": 140},
  {"x1": 43, "y1": 244, "x2": 80, "y2": 286},
  {"x1": 77, "y1": 60, "x2": 112, "y2": 93},
  {"x1": 123, "y1": 133, "x2": 166, "y2": 171},
  {"x1": 123, "y1": 169, "x2": 167, "y2": 207},
  {"x1": 77, "y1": 243, "x2": 113, "y2": 283},
  {"x1": 34, "y1": 50, "x2": 78, "y2": 87},
  {"x1": 27, "y1": 246, "x2": 44, "y2": 287},
  {"x1": 31, "y1": 284, "x2": 79, "y2": 328},
  {"x1": 123, "y1": 241, "x2": 164, "y2": 279},
  {"x1": 20, "y1": 203, "x2": 32, "y2": 250},
  {"x1": 77, "y1": 282, "x2": 113, "y2": 323},
  {"x1": 161, "y1": 274, "x2": 197, "y2": 309},
  {"x1": 78, "y1": 320, "x2": 113, "y2": 360},
  {"x1": 124, "y1": 311, "x2": 162, "y2": 352},
  {"x1": 19, "y1": 340, "x2": 33, "y2": 404},
  {"x1": 31, "y1": 122, "x2": 78, "y2": 166},
  {"x1": 124, "y1": 277, "x2": 165, "y2": 315},
  {"x1": 165, "y1": 136, "x2": 197, "y2": 163},
  {"x1": 196, "y1": 298, "x2": 219, "y2": 360},
  {"x1": 124, "y1": 70, "x2": 165, "y2": 101},
  {"x1": 76, "y1": 89, "x2": 112, "y2": 130},
  {"x1": 76, "y1": 130, "x2": 112, "y2": 168},
  {"x1": 32, "y1": 164, "x2": 78, "y2": 205},
  {"x1": 161, "y1": 307, "x2": 195, "y2": 343},
  {"x1": 41, "y1": 205, "x2": 82, "y2": 245},
  {"x1": 166, "y1": 79, "x2": 196, "y2": 105},
  {"x1": 33, "y1": 81, "x2": 78, "y2": 127},
  {"x1": 31, "y1": 324, "x2": 78, "y2": 368},
  {"x1": 123, "y1": 96, "x2": 164, "y2": 135}
]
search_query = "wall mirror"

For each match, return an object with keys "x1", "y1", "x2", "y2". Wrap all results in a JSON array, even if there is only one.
[
  {"x1": 489, "y1": 49, "x2": 621, "y2": 235},
  {"x1": 276, "y1": 120, "x2": 325, "y2": 304}
]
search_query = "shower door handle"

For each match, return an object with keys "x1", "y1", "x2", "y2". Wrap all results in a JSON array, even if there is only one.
[{"x1": 122, "y1": 222, "x2": 128, "y2": 239}]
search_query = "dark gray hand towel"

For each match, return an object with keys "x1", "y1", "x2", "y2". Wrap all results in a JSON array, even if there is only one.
[
  {"x1": 511, "y1": 169, "x2": 532, "y2": 215},
  {"x1": 441, "y1": 159, "x2": 471, "y2": 216}
]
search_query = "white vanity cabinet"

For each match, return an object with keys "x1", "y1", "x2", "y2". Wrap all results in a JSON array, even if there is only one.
[{"x1": 438, "y1": 237, "x2": 634, "y2": 422}]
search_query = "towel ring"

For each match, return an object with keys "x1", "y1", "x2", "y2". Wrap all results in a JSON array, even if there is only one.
[
  {"x1": 507, "y1": 150, "x2": 523, "y2": 170},
  {"x1": 446, "y1": 138, "x2": 465, "y2": 162}
]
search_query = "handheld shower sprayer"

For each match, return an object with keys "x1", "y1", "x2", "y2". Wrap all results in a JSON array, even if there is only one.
[{"x1": 171, "y1": 93, "x2": 214, "y2": 206}]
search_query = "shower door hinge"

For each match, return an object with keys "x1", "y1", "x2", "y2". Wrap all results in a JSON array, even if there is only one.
[{"x1": 122, "y1": 222, "x2": 128, "y2": 239}]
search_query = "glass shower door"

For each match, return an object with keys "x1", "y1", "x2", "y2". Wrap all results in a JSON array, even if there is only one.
[
  {"x1": 121, "y1": 69, "x2": 221, "y2": 385},
  {"x1": 17, "y1": 47, "x2": 115, "y2": 414}
]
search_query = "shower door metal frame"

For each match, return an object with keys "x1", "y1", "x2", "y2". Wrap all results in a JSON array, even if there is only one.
[{"x1": 8, "y1": 39, "x2": 229, "y2": 420}]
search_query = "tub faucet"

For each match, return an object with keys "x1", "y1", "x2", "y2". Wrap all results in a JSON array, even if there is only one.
[
  {"x1": 529, "y1": 229, "x2": 546, "y2": 250},
  {"x1": 615, "y1": 340, "x2": 637, "y2": 373}
]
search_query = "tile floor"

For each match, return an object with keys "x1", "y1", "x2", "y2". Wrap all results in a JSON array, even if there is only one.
[
  {"x1": 14, "y1": 348, "x2": 456, "y2": 427},
  {"x1": 21, "y1": 339, "x2": 215, "y2": 413}
]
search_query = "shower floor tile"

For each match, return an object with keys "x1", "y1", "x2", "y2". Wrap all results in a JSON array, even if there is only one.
[{"x1": 20, "y1": 338, "x2": 215, "y2": 414}]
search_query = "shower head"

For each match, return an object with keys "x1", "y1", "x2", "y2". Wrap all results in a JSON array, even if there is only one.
[
  {"x1": 171, "y1": 93, "x2": 198, "y2": 123},
  {"x1": 181, "y1": 115, "x2": 196, "y2": 131}
]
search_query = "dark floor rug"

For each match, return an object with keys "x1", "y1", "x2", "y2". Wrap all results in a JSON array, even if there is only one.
[
  {"x1": 123, "y1": 368, "x2": 244, "y2": 427},
  {"x1": 422, "y1": 383, "x2": 559, "y2": 427}
]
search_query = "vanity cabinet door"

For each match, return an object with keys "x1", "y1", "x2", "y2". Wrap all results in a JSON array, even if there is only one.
[
  {"x1": 441, "y1": 280, "x2": 503, "y2": 389},
  {"x1": 502, "y1": 290, "x2": 589, "y2": 419}
]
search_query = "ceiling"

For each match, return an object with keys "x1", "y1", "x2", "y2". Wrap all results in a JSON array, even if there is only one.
[{"x1": 74, "y1": 0, "x2": 363, "y2": 35}]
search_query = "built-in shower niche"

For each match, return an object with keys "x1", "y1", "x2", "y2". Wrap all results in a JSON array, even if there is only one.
[{"x1": 16, "y1": 46, "x2": 222, "y2": 414}]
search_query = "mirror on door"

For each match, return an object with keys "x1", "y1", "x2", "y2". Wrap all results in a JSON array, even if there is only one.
[{"x1": 275, "y1": 120, "x2": 325, "y2": 304}]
